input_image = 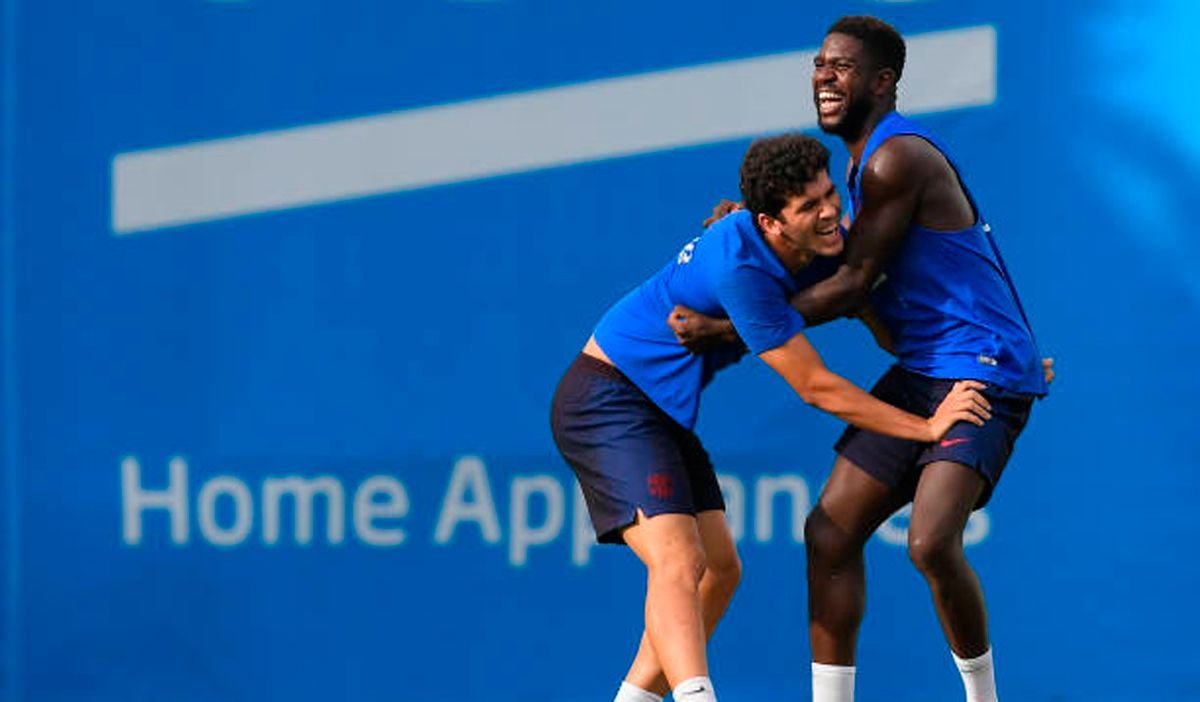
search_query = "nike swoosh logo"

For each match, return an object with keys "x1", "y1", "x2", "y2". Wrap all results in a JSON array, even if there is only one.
[
  {"x1": 940, "y1": 437, "x2": 971, "y2": 448},
  {"x1": 683, "y1": 686, "x2": 707, "y2": 695}
]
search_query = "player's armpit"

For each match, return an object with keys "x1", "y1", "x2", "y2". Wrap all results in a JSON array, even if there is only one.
[{"x1": 856, "y1": 304, "x2": 895, "y2": 355}]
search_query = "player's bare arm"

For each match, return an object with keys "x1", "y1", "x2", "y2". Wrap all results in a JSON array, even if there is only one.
[
  {"x1": 668, "y1": 305, "x2": 740, "y2": 351},
  {"x1": 670, "y1": 137, "x2": 937, "y2": 349},
  {"x1": 702, "y1": 199, "x2": 744, "y2": 228},
  {"x1": 758, "y1": 331, "x2": 990, "y2": 442},
  {"x1": 787, "y1": 136, "x2": 932, "y2": 325}
]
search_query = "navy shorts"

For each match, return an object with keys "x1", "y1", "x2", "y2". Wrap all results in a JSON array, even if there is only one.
[
  {"x1": 834, "y1": 365, "x2": 1034, "y2": 508},
  {"x1": 550, "y1": 353, "x2": 725, "y2": 544}
]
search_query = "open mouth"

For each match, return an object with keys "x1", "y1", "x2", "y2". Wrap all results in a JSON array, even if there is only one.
[
  {"x1": 816, "y1": 90, "x2": 845, "y2": 118},
  {"x1": 815, "y1": 224, "x2": 842, "y2": 241}
]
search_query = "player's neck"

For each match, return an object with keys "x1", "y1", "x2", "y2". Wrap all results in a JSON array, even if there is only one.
[
  {"x1": 764, "y1": 233, "x2": 815, "y2": 273},
  {"x1": 845, "y1": 102, "x2": 896, "y2": 164}
]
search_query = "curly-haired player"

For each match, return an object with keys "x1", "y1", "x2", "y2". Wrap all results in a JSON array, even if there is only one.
[{"x1": 550, "y1": 133, "x2": 992, "y2": 702}]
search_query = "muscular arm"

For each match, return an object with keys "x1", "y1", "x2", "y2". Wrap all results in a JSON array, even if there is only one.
[
  {"x1": 758, "y1": 332, "x2": 988, "y2": 442},
  {"x1": 668, "y1": 140, "x2": 939, "y2": 349},
  {"x1": 788, "y1": 137, "x2": 932, "y2": 325}
]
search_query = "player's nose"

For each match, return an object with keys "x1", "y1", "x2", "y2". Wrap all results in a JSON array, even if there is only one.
[{"x1": 821, "y1": 195, "x2": 840, "y2": 219}]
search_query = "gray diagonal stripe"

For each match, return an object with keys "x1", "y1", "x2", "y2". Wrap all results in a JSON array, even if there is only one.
[{"x1": 111, "y1": 25, "x2": 995, "y2": 234}]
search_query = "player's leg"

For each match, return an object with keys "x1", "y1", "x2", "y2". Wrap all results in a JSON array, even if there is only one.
[
  {"x1": 623, "y1": 509, "x2": 741, "y2": 698},
  {"x1": 806, "y1": 455, "x2": 908, "y2": 664},
  {"x1": 907, "y1": 460, "x2": 997, "y2": 701},
  {"x1": 908, "y1": 382, "x2": 1033, "y2": 702},
  {"x1": 805, "y1": 366, "x2": 927, "y2": 702},
  {"x1": 805, "y1": 455, "x2": 911, "y2": 702},
  {"x1": 908, "y1": 460, "x2": 989, "y2": 656},
  {"x1": 552, "y1": 353, "x2": 718, "y2": 702},
  {"x1": 623, "y1": 511, "x2": 718, "y2": 702}
]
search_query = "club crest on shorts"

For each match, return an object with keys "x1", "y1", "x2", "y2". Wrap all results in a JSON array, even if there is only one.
[{"x1": 648, "y1": 472, "x2": 674, "y2": 499}]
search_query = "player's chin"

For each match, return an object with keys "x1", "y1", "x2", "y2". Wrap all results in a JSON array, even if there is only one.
[
  {"x1": 816, "y1": 114, "x2": 842, "y2": 134},
  {"x1": 814, "y1": 234, "x2": 844, "y2": 257}
]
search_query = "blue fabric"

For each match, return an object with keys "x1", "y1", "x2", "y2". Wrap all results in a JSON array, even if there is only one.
[
  {"x1": 834, "y1": 365, "x2": 1034, "y2": 508},
  {"x1": 593, "y1": 210, "x2": 836, "y2": 429},
  {"x1": 848, "y1": 112, "x2": 1047, "y2": 396},
  {"x1": 549, "y1": 354, "x2": 725, "y2": 544}
]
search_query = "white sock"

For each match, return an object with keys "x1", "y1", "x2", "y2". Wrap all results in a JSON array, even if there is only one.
[
  {"x1": 614, "y1": 681, "x2": 663, "y2": 702},
  {"x1": 812, "y1": 663, "x2": 855, "y2": 702},
  {"x1": 952, "y1": 648, "x2": 998, "y2": 702},
  {"x1": 672, "y1": 675, "x2": 717, "y2": 702}
]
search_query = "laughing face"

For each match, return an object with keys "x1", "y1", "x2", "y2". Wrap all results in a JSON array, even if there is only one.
[
  {"x1": 812, "y1": 33, "x2": 878, "y2": 140},
  {"x1": 759, "y1": 169, "x2": 844, "y2": 265}
]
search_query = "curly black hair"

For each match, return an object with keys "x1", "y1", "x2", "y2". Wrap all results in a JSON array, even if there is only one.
[
  {"x1": 828, "y1": 15, "x2": 906, "y2": 81},
  {"x1": 739, "y1": 133, "x2": 831, "y2": 222}
]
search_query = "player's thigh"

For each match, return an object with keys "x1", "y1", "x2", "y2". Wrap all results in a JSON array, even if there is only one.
[
  {"x1": 832, "y1": 366, "x2": 928, "y2": 503},
  {"x1": 908, "y1": 460, "x2": 986, "y2": 547},
  {"x1": 624, "y1": 510, "x2": 705, "y2": 572},
  {"x1": 694, "y1": 509, "x2": 739, "y2": 576},
  {"x1": 552, "y1": 356, "x2": 701, "y2": 543},
  {"x1": 915, "y1": 385, "x2": 1033, "y2": 508},
  {"x1": 813, "y1": 454, "x2": 910, "y2": 542}
]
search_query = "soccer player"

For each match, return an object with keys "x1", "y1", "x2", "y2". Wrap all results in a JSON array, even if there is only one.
[
  {"x1": 669, "y1": 16, "x2": 1048, "y2": 702},
  {"x1": 550, "y1": 134, "x2": 992, "y2": 702}
]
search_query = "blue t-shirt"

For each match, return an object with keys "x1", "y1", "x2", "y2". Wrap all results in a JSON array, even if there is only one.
[
  {"x1": 847, "y1": 112, "x2": 1048, "y2": 396},
  {"x1": 593, "y1": 210, "x2": 837, "y2": 429}
]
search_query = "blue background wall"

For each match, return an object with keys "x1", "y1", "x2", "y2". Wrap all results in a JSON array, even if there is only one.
[{"x1": 2, "y1": 1, "x2": 1198, "y2": 700}]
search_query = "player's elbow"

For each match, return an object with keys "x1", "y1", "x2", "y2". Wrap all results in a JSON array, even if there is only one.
[
  {"x1": 837, "y1": 274, "x2": 874, "y2": 314},
  {"x1": 793, "y1": 370, "x2": 839, "y2": 408}
]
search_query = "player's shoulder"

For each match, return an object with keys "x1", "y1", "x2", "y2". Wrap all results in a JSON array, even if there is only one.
[
  {"x1": 707, "y1": 216, "x2": 785, "y2": 287},
  {"x1": 701, "y1": 209, "x2": 755, "y2": 256},
  {"x1": 864, "y1": 134, "x2": 946, "y2": 188},
  {"x1": 705, "y1": 208, "x2": 753, "y2": 235}
]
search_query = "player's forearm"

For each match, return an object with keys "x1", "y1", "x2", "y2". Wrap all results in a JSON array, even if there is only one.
[
  {"x1": 760, "y1": 334, "x2": 932, "y2": 442},
  {"x1": 707, "y1": 318, "x2": 738, "y2": 341},
  {"x1": 669, "y1": 305, "x2": 742, "y2": 351},
  {"x1": 788, "y1": 267, "x2": 871, "y2": 326},
  {"x1": 798, "y1": 371, "x2": 931, "y2": 442}
]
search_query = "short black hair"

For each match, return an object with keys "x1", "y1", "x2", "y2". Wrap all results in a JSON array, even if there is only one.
[
  {"x1": 740, "y1": 134, "x2": 830, "y2": 221},
  {"x1": 828, "y1": 15, "x2": 906, "y2": 81}
]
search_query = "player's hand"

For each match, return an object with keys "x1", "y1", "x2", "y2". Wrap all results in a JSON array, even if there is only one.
[
  {"x1": 925, "y1": 380, "x2": 991, "y2": 442},
  {"x1": 1042, "y1": 357, "x2": 1055, "y2": 385},
  {"x1": 702, "y1": 199, "x2": 744, "y2": 228},
  {"x1": 668, "y1": 304, "x2": 740, "y2": 352}
]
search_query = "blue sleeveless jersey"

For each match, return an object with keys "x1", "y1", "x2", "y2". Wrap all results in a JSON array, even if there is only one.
[
  {"x1": 593, "y1": 210, "x2": 837, "y2": 429},
  {"x1": 848, "y1": 112, "x2": 1047, "y2": 396}
]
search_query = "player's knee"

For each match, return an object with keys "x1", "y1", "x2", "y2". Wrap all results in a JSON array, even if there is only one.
[
  {"x1": 706, "y1": 548, "x2": 742, "y2": 594},
  {"x1": 907, "y1": 531, "x2": 963, "y2": 578},
  {"x1": 648, "y1": 547, "x2": 707, "y2": 590},
  {"x1": 805, "y1": 509, "x2": 855, "y2": 566}
]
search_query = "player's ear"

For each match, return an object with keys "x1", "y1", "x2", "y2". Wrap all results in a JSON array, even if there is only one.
[
  {"x1": 756, "y1": 211, "x2": 781, "y2": 236},
  {"x1": 874, "y1": 67, "x2": 898, "y2": 96}
]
